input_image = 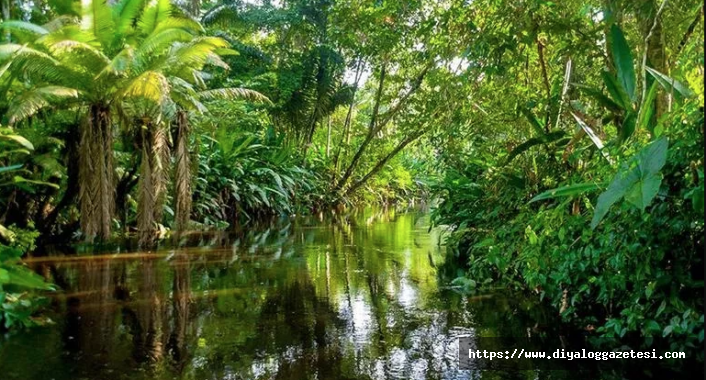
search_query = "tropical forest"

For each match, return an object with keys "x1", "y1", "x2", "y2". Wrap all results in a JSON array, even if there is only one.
[{"x1": 0, "y1": 0, "x2": 703, "y2": 379}]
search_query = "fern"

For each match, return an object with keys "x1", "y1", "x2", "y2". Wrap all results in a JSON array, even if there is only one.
[
  {"x1": 138, "y1": 0, "x2": 172, "y2": 36},
  {"x1": 80, "y1": 0, "x2": 115, "y2": 47}
]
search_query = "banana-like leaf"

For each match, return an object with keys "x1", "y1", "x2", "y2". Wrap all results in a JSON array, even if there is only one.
[
  {"x1": 610, "y1": 24, "x2": 636, "y2": 103},
  {"x1": 570, "y1": 112, "x2": 612, "y2": 163},
  {"x1": 620, "y1": 111, "x2": 636, "y2": 142},
  {"x1": 591, "y1": 137, "x2": 668, "y2": 229},
  {"x1": 520, "y1": 107, "x2": 546, "y2": 135},
  {"x1": 530, "y1": 182, "x2": 600, "y2": 203},
  {"x1": 637, "y1": 82, "x2": 658, "y2": 134},
  {"x1": 601, "y1": 71, "x2": 630, "y2": 110},
  {"x1": 574, "y1": 84, "x2": 622, "y2": 112},
  {"x1": 645, "y1": 66, "x2": 695, "y2": 99}
]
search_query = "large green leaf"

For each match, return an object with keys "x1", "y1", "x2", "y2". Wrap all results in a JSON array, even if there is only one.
[
  {"x1": 570, "y1": 112, "x2": 612, "y2": 163},
  {"x1": 574, "y1": 84, "x2": 622, "y2": 112},
  {"x1": 620, "y1": 111, "x2": 636, "y2": 142},
  {"x1": 610, "y1": 24, "x2": 636, "y2": 103},
  {"x1": 530, "y1": 182, "x2": 600, "y2": 203},
  {"x1": 637, "y1": 82, "x2": 659, "y2": 134},
  {"x1": 591, "y1": 137, "x2": 668, "y2": 228},
  {"x1": 520, "y1": 107, "x2": 546, "y2": 135},
  {"x1": 601, "y1": 71, "x2": 630, "y2": 110},
  {"x1": 645, "y1": 67, "x2": 695, "y2": 99}
]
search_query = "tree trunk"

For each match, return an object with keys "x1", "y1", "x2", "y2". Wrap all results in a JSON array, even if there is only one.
[
  {"x1": 333, "y1": 58, "x2": 363, "y2": 171},
  {"x1": 325, "y1": 116, "x2": 331, "y2": 157},
  {"x1": 344, "y1": 129, "x2": 426, "y2": 197},
  {"x1": 174, "y1": 111, "x2": 192, "y2": 232},
  {"x1": 333, "y1": 64, "x2": 387, "y2": 193},
  {"x1": 137, "y1": 122, "x2": 169, "y2": 246},
  {"x1": 333, "y1": 61, "x2": 431, "y2": 194},
  {"x1": 79, "y1": 104, "x2": 114, "y2": 242}
]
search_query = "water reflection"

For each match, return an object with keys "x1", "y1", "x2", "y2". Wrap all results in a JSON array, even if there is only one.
[{"x1": 0, "y1": 208, "x2": 638, "y2": 379}]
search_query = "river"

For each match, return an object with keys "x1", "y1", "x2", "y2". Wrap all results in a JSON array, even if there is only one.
[{"x1": 0, "y1": 208, "x2": 687, "y2": 379}]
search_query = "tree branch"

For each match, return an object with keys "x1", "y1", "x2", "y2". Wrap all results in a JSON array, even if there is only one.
[{"x1": 333, "y1": 63, "x2": 387, "y2": 192}]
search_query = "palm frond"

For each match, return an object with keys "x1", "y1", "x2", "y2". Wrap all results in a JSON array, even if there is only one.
[
  {"x1": 42, "y1": 15, "x2": 79, "y2": 32},
  {"x1": 6, "y1": 86, "x2": 78, "y2": 124},
  {"x1": 47, "y1": 39, "x2": 111, "y2": 67},
  {"x1": 165, "y1": 37, "x2": 230, "y2": 72},
  {"x1": 97, "y1": 45, "x2": 135, "y2": 77},
  {"x1": 153, "y1": 16, "x2": 203, "y2": 35},
  {"x1": 121, "y1": 70, "x2": 171, "y2": 103},
  {"x1": 113, "y1": 0, "x2": 147, "y2": 35},
  {"x1": 170, "y1": 76, "x2": 207, "y2": 112},
  {"x1": 138, "y1": 0, "x2": 172, "y2": 36},
  {"x1": 135, "y1": 27, "x2": 194, "y2": 65},
  {"x1": 199, "y1": 88, "x2": 271, "y2": 104},
  {"x1": 201, "y1": 3, "x2": 240, "y2": 26},
  {"x1": 37, "y1": 24, "x2": 96, "y2": 46},
  {"x1": 0, "y1": 21, "x2": 49, "y2": 43},
  {"x1": 80, "y1": 0, "x2": 115, "y2": 47},
  {"x1": 0, "y1": 44, "x2": 72, "y2": 85}
]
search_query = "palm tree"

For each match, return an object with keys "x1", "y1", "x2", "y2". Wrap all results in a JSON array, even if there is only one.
[
  {"x1": 164, "y1": 61, "x2": 271, "y2": 234},
  {"x1": 0, "y1": 0, "x2": 205, "y2": 241}
]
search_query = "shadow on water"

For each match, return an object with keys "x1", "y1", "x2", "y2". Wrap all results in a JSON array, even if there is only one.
[{"x1": 0, "y1": 207, "x2": 687, "y2": 379}]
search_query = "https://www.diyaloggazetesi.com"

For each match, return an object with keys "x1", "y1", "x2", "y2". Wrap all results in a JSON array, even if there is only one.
[{"x1": 468, "y1": 348, "x2": 686, "y2": 361}]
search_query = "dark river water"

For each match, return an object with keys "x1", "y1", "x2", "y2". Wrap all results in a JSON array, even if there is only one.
[{"x1": 0, "y1": 208, "x2": 693, "y2": 379}]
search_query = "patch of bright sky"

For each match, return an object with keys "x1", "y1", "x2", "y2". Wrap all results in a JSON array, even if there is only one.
[{"x1": 242, "y1": 0, "x2": 283, "y2": 7}]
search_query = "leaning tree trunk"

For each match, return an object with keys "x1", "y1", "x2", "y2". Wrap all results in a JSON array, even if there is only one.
[
  {"x1": 137, "y1": 122, "x2": 169, "y2": 247},
  {"x1": 174, "y1": 111, "x2": 192, "y2": 232},
  {"x1": 79, "y1": 104, "x2": 114, "y2": 242}
]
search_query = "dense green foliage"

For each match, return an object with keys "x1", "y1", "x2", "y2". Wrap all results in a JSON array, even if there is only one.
[
  {"x1": 0, "y1": 0, "x2": 703, "y2": 366},
  {"x1": 0, "y1": 126, "x2": 53, "y2": 329},
  {"x1": 428, "y1": 0, "x2": 704, "y2": 356}
]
